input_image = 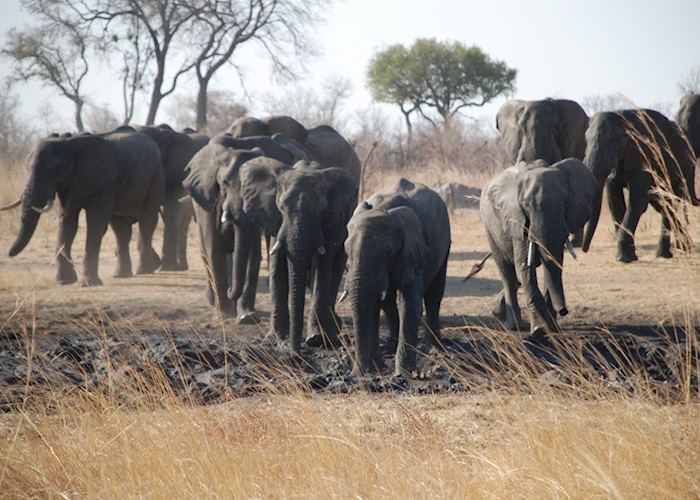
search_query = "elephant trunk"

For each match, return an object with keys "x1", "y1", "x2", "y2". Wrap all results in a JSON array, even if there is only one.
[
  {"x1": 582, "y1": 140, "x2": 615, "y2": 252},
  {"x1": 582, "y1": 183, "x2": 604, "y2": 252},
  {"x1": 347, "y1": 269, "x2": 380, "y2": 374},
  {"x1": 230, "y1": 218, "x2": 255, "y2": 301},
  {"x1": 541, "y1": 250, "x2": 567, "y2": 317},
  {"x1": 9, "y1": 199, "x2": 41, "y2": 257},
  {"x1": 286, "y1": 218, "x2": 318, "y2": 352}
]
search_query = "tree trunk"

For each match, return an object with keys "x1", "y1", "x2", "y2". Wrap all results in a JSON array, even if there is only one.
[
  {"x1": 74, "y1": 100, "x2": 84, "y2": 133},
  {"x1": 196, "y1": 77, "x2": 209, "y2": 131}
]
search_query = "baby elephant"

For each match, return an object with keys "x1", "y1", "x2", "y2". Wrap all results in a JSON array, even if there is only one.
[
  {"x1": 344, "y1": 179, "x2": 451, "y2": 376},
  {"x1": 481, "y1": 159, "x2": 596, "y2": 337}
]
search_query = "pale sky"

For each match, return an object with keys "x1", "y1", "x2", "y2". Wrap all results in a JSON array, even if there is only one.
[{"x1": 2, "y1": 0, "x2": 699, "y2": 132}]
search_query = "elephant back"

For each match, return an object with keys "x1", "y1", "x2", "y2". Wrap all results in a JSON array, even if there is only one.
[
  {"x1": 304, "y1": 125, "x2": 361, "y2": 182},
  {"x1": 266, "y1": 115, "x2": 308, "y2": 144},
  {"x1": 228, "y1": 116, "x2": 269, "y2": 138}
]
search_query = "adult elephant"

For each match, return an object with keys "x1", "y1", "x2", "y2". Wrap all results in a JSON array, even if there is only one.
[
  {"x1": 496, "y1": 98, "x2": 589, "y2": 164},
  {"x1": 582, "y1": 109, "x2": 700, "y2": 262},
  {"x1": 481, "y1": 159, "x2": 595, "y2": 336},
  {"x1": 238, "y1": 161, "x2": 358, "y2": 351},
  {"x1": 676, "y1": 92, "x2": 700, "y2": 157},
  {"x1": 228, "y1": 115, "x2": 361, "y2": 182},
  {"x1": 1, "y1": 127, "x2": 164, "y2": 286},
  {"x1": 343, "y1": 179, "x2": 451, "y2": 376},
  {"x1": 182, "y1": 133, "x2": 312, "y2": 320},
  {"x1": 137, "y1": 124, "x2": 209, "y2": 270}
]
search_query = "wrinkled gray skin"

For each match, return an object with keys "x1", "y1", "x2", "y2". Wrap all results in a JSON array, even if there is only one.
[
  {"x1": 137, "y1": 124, "x2": 209, "y2": 271},
  {"x1": 497, "y1": 98, "x2": 589, "y2": 246},
  {"x1": 3, "y1": 127, "x2": 164, "y2": 286},
  {"x1": 676, "y1": 92, "x2": 700, "y2": 158},
  {"x1": 481, "y1": 159, "x2": 596, "y2": 336},
  {"x1": 183, "y1": 133, "x2": 306, "y2": 319},
  {"x1": 239, "y1": 161, "x2": 358, "y2": 352},
  {"x1": 228, "y1": 115, "x2": 361, "y2": 182},
  {"x1": 345, "y1": 179, "x2": 451, "y2": 376},
  {"x1": 582, "y1": 109, "x2": 700, "y2": 262},
  {"x1": 497, "y1": 99, "x2": 589, "y2": 164}
]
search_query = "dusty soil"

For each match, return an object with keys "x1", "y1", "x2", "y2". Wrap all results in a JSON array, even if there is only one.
[{"x1": 0, "y1": 205, "x2": 698, "y2": 407}]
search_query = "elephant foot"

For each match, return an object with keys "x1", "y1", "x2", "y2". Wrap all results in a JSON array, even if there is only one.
[
  {"x1": 524, "y1": 329, "x2": 555, "y2": 350},
  {"x1": 137, "y1": 251, "x2": 162, "y2": 274},
  {"x1": 305, "y1": 332, "x2": 342, "y2": 349},
  {"x1": 236, "y1": 311, "x2": 260, "y2": 325},
  {"x1": 80, "y1": 276, "x2": 103, "y2": 287},
  {"x1": 656, "y1": 247, "x2": 673, "y2": 259},
  {"x1": 215, "y1": 305, "x2": 237, "y2": 320},
  {"x1": 113, "y1": 266, "x2": 133, "y2": 278},
  {"x1": 56, "y1": 266, "x2": 78, "y2": 285},
  {"x1": 616, "y1": 245, "x2": 638, "y2": 263},
  {"x1": 159, "y1": 261, "x2": 182, "y2": 272}
]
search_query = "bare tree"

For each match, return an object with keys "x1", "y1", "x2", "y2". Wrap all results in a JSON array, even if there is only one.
[
  {"x1": 678, "y1": 65, "x2": 700, "y2": 95},
  {"x1": 167, "y1": 89, "x2": 247, "y2": 132},
  {"x1": 190, "y1": 0, "x2": 324, "y2": 129},
  {"x1": 582, "y1": 93, "x2": 635, "y2": 115},
  {"x1": 3, "y1": 1, "x2": 90, "y2": 131}
]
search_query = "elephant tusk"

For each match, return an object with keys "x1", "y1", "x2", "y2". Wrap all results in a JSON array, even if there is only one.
[
  {"x1": 31, "y1": 199, "x2": 54, "y2": 214},
  {"x1": 317, "y1": 245, "x2": 326, "y2": 255},
  {"x1": 0, "y1": 197, "x2": 21, "y2": 211},
  {"x1": 220, "y1": 210, "x2": 230, "y2": 224},
  {"x1": 178, "y1": 195, "x2": 191, "y2": 204},
  {"x1": 526, "y1": 239, "x2": 536, "y2": 267},
  {"x1": 338, "y1": 289, "x2": 348, "y2": 303},
  {"x1": 380, "y1": 289, "x2": 387, "y2": 302},
  {"x1": 565, "y1": 239, "x2": 577, "y2": 260},
  {"x1": 270, "y1": 239, "x2": 283, "y2": 255}
]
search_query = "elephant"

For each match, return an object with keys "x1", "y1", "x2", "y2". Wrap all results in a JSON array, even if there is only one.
[
  {"x1": 343, "y1": 178, "x2": 451, "y2": 376},
  {"x1": 582, "y1": 109, "x2": 700, "y2": 262},
  {"x1": 136, "y1": 124, "x2": 209, "y2": 270},
  {"x1": 496, "y1": 98, "x2": 589, "y2": 165},
  {"x1": 237, "y1": 160, "x2": 358, "y2": 352},
  {"x1": 182, "y1": 133, "x2": 319, "y2": 320},
  {"x1": 228, "y1": 115, "x2": 361, "y2": 182},
  {"x1": 480, "y1": 159, "x2": 596, "y2": 336},
  {"x1": 1, "y1": 127, "x2": 164, "y2": 286},
  {"x1": 676, "y1": 92, "x2": 700, "y2": 157}
]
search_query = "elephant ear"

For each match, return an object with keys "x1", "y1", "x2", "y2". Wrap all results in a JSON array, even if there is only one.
[
  {"x1": 239, "y1": 157, "x2": 291, "y2": 233},
  {"x1": 68, "y1": 135, "x2": 120, "y2": 202},
  {"x1": 317, "y1": 167, "x2": 359, "y2": 222},
  {"x1": 552, "y1": 158, "x2": 596, "y2": 232},
  {"x1": 388, "y1": 206, "x2": 431, "y2": 288},
  {"x1": 487, "y1": 165, "x2": 529, "y2": 239},
  {"x1": 183, "y1": 144, "x2": 235, "y2": 211}
]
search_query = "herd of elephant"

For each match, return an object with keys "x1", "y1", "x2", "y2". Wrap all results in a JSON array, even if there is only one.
[{"x1": 2, "y1": 93, "x2": 700, "y2": 376}]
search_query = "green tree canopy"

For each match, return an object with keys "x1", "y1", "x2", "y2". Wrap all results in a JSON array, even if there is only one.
[{"x1": 367, "y1": 38, "x2": 517, "y2": 129}]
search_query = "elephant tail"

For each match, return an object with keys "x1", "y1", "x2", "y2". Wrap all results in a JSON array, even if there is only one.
[{"x1": 463, "y1": 253, "x2": 492, "y2": 281}]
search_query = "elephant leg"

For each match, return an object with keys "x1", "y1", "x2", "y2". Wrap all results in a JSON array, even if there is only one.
[
  {"x1": 649, "y1": 197, "x2": 673, "y2": 258},
  {"x1": 176, "y1": 208, "x2": 192, "y2": 270},
  {"x1": 607, "y1": 176, "x2": 626, "y2": 236},
  {"x1": 136, "y1": 208, "x2": 162, "y2": 274},
  {"x1": 395, "y1": 279, "x2": 423, "y2": 376},
  {"x1": 423, "y1": 254, "x2": 448, "y2": 350},
  {"x1": 81, "y1": 206, "x2": 109, "y2": 287},
  {"x1": 381, "y1": 289, "x2": 399, "y2": 344},
  {"x1": 195, "y1": 206, "x2": 234, "y2": 316},
  {"x1": 513, "y1": 240, "x2": 557, "y2": 335},
  {"x1": 160, "y1": 197, "x2": 180, "y2": 271},
  {"x1": 617, "y1": 174, "x2": 650, "y2": 263},
  {"x1": 237, "y1": 230, "x2": 261, "y2": 323},
  {"x1": 55, "y1": 205, "x2": 80, "y2": 285},
  {"x1": 110, "y1": 216, "x2": 133, "y2": 278},
  {"x1": 306, "y1": 251, "x2": 342, "y2": 348},
  {"x1": 490, "y1": 248, "x2": 523, "y2": 331},
  {"x1": 269, "y1": 248, "x2": 290, "y2": 340},
  {"x1": 329, "y1": 248, "x2": 347, "y2": 326}
]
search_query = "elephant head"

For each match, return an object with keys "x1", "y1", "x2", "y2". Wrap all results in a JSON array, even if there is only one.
[
  {"x1": 520, "y1": 159, "x2": 595, "y2": 319},
  {"x1": 582, "y1": 109, "x2": 700, "y2": 252},
  {"x1": 344, "y1": 203, "x2": 430, "y2": 373},
  {"x1": 239, "y1": 161, "x2": 355, "y2": 350},
  {"x1": 228, "y1": 115, "x2": 308, "y2": 144},
  {"x1": 6, "y1": 135, "x2": 119, "y2": 257},
  {"x1": 497, "y1": 99, "x2": 589, "y2": 165}
]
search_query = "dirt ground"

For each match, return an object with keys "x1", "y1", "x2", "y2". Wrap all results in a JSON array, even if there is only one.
[{"x1": 0, "y1": 201, "x2": 698, "y2": 402}]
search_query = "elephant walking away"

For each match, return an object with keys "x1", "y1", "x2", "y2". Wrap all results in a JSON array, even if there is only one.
[
  {"x1": 343, "y1": 179, "x2": 451, "y2": 376},
  {"x1": 137, "y1": 124, "x2": 209, "y2": 271},
  {"x1": 481, "y1": 159, "x2": 596, "y2": 337},
  {"x1": 2, "y1": 127, "x2": 164, "y2": 286},
  {"x1": 582, "y1": 109, "x2": 700, "y2": 262}
]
